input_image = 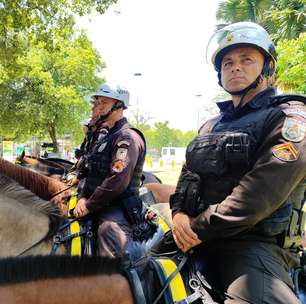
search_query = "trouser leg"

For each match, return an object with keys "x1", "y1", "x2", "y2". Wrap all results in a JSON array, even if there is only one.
[
  {"x1": 197, "y1": 241, "x2": 300, "y2": 304},
  {"x1": 97, "y1": 208, "x2": 133, "y2": 258},
  {"x1": 220, "y1": 254, "x2": 299, "y2": 304}
]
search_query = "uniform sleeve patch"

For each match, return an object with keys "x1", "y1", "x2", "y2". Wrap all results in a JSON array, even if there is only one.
[
  {"x1": 111, "y1": 160, "x2": 126, "y2": 173},
  {"x1": 116, "y1": 147, "x2": 128, "y2": 160},
  {"x1": 117, "y1": 140, "x2": 130, "y2": 147},
  {"x1": 282, "y1": 117, "x2": 306, "y2": 142},
  {"x1": 272, "y1": 142, "x2": 300, "y2": 162},
  {"x1": 283, "y1": 108, "x2": 306, "y2": 120}
]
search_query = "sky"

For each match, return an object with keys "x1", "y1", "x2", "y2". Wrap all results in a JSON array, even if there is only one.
[{"x1": 77, "y1": 0, "x2": 223, "y2": 131}]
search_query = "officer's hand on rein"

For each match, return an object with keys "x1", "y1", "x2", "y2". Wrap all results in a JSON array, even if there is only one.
[
  {"x1": 172, "y1": 212, "x2": 202, "y2": 252},
  {"x1": 74, "y1": 198, "x2": 89, "y2": 218}
]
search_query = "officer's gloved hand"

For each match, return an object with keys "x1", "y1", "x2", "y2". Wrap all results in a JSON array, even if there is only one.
[{"x1": 150, "y1": 230, "x2": 179, "y2": 256}]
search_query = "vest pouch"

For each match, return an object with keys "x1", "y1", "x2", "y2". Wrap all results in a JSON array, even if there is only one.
[
  {"x1": 182, "y1": 171, "x2": 205, "y2": 217},
  {"x1": 121, "y1": 195, "x2": 143, "y2": 225},
  {"x1": 186, "y1": 134, "x2": 228, "y2": 177},
  {"x1": 87, "y1": 152, "x2": 105, "y2": 176},
  {"x1": 225, "y1": 133, "x2": 250, "y2": 168}
]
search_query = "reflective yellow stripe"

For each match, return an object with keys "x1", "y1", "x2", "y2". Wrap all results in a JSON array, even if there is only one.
[
  {"x1": 158, "y1": 217, "x2": 170, "y2": 233},
  {"x1": 68, "y1": 195, "x2": 81, "y2": 256},
  {"x1": 157, "y1": 258, "x2": 187, "y2": 302}
]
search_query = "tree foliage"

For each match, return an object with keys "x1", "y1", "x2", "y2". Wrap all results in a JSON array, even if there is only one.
[
  {"x1": 0, "y1": 31, "x2": 104, "y2": 149},
  {"x1": 0, "y1": 0, "x2": 116, "y2": 150},
  {"x1": 276, "y1": 33, "x2": 306, "y2": 94},
  {"x1": 216, "y1": 0, "x2": 305, "y2": 42},
  {"x1": 137, "y1": 121, "x2": 196, "y2": 152}
]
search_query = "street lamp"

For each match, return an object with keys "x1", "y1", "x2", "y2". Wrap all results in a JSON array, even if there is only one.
[
  {"x1": 133, "y1": 73, "x2": 142, "y2": 126},
  {"x1": 195, "y1": 94, "x2": 202, "y2": 130}
]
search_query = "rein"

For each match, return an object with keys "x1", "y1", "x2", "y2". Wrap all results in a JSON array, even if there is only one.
[
  {"x1": 50, "y1": 184, "x2": 74, "y2": 199},
  {"x1": 17, "y1": 235, "x2": 51, "y2": 257}
]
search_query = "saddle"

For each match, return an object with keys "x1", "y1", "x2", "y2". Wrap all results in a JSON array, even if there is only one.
[
  {"x1": 51, "y1": 191, "x2": 96, "y2": 255},
  {"x1": 124, "y1": 231, "x2": 220, "y2": 304},
  {"x1": 51, "y1": 188, "x2": 171, "y2": 256}
]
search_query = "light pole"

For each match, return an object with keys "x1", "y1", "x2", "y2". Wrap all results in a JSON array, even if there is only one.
[
  {"x1": 133, "y1": 72, "x2": 142, "y2": 127},
  {"x1": 195, "y1": 94, "x2": 202, "y2": 130}
]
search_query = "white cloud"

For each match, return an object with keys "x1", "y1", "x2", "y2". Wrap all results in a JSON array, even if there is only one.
[{"x1": 77, "y1": 0, "x2": 223, "y2": 131}]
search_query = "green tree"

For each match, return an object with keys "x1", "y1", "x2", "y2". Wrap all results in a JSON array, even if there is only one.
[
  {"x1": 276, "y1": 33, "x2": 306, "y2": 94},
  {"x1": 0, "y1": 31, "x2": 104, "y2": 151},
  {"x1": 140, "y1": 121, "x2": 196, "y2": 152},
  {"x1": 0, "y1": 0, "x2": 117, "y2": 150},
  {"x1": 0, "y1": 0, "x2": 117, "y2": 68}
]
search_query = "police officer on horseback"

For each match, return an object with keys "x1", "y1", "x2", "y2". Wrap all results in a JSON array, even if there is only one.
[
  {"x1": 73, "y1": 83, "x2": 149, "y2": 258},
  {"x1": 170, "y1": 22, "x2": 306, "y2": 303}
]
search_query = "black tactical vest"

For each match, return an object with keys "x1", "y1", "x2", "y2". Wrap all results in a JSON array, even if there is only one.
[
  {"x1": 186, "y1": 89, "x2": 306, "y2": 240},
  {"x1": 84, "y1": 118, "x2": 146, "y2": 200}
]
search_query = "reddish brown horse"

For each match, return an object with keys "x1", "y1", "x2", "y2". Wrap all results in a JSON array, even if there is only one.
[
  {"x1": 0, "y1": 256, "x2": 133, "y2": 304},
  {"x1": 0, "y1": 157, "x2": 70, "y2": 214}
]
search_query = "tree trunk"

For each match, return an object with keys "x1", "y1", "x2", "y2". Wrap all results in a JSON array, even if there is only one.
[{"x1": 48, "y1": 125, "x2": 58, "y2": 153}]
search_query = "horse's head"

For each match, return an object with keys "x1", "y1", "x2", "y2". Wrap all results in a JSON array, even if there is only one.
[
  {"x1": 16, "y1": 154, "x2": 67, "y2": 181},
  {"x1": 15, "y1": 150, "x2": 26, "y2": 165}
]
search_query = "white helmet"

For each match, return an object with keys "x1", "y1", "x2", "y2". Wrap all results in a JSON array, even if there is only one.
[
  {"x1": 80, "y1": 118, "x2": 91, "y2": 126},
  {"x1": 91, "y1": 83, "x2": 130, "y2": 108},
  {"x1": 206, "y1": 22, "x2": 277, "y2": 71}
]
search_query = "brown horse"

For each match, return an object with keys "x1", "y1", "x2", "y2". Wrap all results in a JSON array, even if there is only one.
[
  {"x1": 0, "y1": 172, "x2": 212, "y2": 304},
  {"x1": 0, "y1": 256, "x2": 133, "y2": 304},
  {"x1": 0, "y1": 157, "x2": 69, "y2": 214}
]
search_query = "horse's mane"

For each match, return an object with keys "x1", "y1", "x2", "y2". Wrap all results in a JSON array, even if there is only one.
[
  {"x1": 0, "y1": 255, "x2": 122, "y2": 285},
  {"x1": 0, "y1": 173, "x2": 60, "y2": 218}
]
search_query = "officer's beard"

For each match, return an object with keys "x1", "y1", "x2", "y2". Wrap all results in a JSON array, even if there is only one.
[{"x1": 95, "y1": 102, "x2": 124, "y2": 126}]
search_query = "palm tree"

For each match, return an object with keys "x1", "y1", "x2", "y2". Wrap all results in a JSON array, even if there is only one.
[
  {"x1": 216, "y1": 0, "x2": 272, "y2": 24},
  {"x1": 265, "y1": 0, "x2": 306, "y2": 42},
  {"x1": 216, "y1": 0, "x2": 305, "y2": 42}
]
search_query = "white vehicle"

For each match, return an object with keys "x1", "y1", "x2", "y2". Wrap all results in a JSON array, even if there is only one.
[{"x1": 161, "y1": 147, "x2": 186, "y2": 164}]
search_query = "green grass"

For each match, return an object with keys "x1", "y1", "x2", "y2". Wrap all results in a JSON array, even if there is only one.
[{"x1": 145, "y1": 165, "x2": 182, "y2": 185}]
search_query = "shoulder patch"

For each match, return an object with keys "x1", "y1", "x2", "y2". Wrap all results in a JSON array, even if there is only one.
[
  {"x1": 282, "y1": 117, "x2": 306, "y2": 142},
  {"x1": 112, "y1": 160, "x2": 126, "y2": 173},
  {"x1": 116, "y1": 147, "x2": 128, "y2": 160},
  {"x1": 272, "y1": 142, "x2": 299, "y2": 162},
  {"x1": 117, "y1": 140, "x2": 130, "y2": 147},
  {"x1": 282, "y1": 108, "x2": 306, "y2": 120}
]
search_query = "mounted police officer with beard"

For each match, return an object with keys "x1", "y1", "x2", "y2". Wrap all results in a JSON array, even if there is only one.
[
  {"x1": 73, "y1": 83, "x2": 151, "y2": 258},
  {"x1": 170, "y1": 22, "x2": 306, "y2": 303}
]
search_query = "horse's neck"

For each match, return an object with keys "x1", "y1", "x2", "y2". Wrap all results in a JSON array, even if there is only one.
[
  {"x1": 0, "y1": 274, "x2": 133, "y2": 304},
  {"x1": 0, "y1": 195, "x2": 51, "y2": 257}
]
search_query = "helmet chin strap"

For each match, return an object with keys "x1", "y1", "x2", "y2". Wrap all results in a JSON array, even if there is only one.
[{"x1": 96, "y1": 101, "x2": 124, "y2": 124}]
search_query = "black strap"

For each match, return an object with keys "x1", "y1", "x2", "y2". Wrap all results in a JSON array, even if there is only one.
[
  {"x1": 270, "y1": 94, "x2": 306, "y2": 106},
  {"x1": 151, "y1": 253, "x2": 188, "y2": 304},
  {"x1": 123, "y1": 267, "x2": 147, "y2": 304}
]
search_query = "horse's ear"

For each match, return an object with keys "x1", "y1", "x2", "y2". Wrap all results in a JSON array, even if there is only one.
[{"x1": 21, "y1": 150, "x2": 25, "y2": 159}]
